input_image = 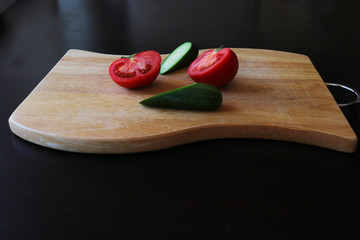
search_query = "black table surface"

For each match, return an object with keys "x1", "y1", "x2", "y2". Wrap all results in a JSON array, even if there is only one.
[{"x1": 1, "y1": 0, "x2": 360, "y2": 239}]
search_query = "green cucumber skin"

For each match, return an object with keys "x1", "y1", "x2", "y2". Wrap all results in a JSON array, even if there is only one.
[
  {"x1": 140, "y1": 83, "x2": 222, "y2": 110},
  {"x1": 160, "y1": 42, "x2": 199, "y2": 75}
]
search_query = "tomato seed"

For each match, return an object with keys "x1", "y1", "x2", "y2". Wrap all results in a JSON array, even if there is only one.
[
  {"x1": 138, "y1": 64, "x2": 152, "y2": 74},
  {"x1": 115, "y1": 70, "x2": 136, "y2": 78}
]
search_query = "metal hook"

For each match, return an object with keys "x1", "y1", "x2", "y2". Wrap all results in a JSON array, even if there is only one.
[{"x1": 325, "y1": 82, "x2": 360, "y2": 108}]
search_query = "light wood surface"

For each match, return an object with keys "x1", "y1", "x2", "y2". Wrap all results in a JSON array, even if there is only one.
[{"x1": 8, "y1": 49, "x2": 358, "y2": 153}]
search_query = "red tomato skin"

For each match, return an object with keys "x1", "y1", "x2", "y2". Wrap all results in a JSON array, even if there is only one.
[
  {"x1": 187, "y1": 48, "x2": 239, "y2": 87},
  {"x1": 109, "y1": 50, "x2": 161, "y2": 89}
]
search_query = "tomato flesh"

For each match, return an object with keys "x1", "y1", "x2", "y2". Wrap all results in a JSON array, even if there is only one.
[
  {"x1": 187, "y1": 47, "x2": 239, "y2": 87},
  {"x1": 109, "y1": 50, "x2": 161, "y2": 89}
]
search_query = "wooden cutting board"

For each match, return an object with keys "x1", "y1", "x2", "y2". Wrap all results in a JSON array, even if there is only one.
[{"x1": 8, "y1": 49, "x2": 358, "y2": 153}]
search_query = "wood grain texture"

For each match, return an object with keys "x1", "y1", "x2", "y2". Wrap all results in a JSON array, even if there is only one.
[{"x1": 8, "y1": 49, "x2": 358, "y2": 153}]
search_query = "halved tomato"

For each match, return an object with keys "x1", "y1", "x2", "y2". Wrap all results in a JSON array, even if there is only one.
[
  {"x1": 109, "y1": 50, "x2": 161, "y2": 89},
  {"x1": 187, "y1": 46, "x2": 239, "y2": 87}
]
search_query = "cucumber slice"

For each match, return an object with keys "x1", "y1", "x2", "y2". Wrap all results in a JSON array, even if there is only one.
[
  {"x1": 140, "y1": 83, "x2": 222, "y2": 110},
  {"x1": 160, "y1": 42, "x2": 198, "y2": 74}
]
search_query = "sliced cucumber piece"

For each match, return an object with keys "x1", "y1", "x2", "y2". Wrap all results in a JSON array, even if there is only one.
[
  {"x1": 140, "y1": 83, "x2": 222, "y2": 110},
  {"x1": 160, "y1": 42, "x2": 198, "y2": 74}
]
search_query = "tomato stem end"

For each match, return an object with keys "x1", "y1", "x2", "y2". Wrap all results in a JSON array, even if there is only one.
[
  {"x1": 214, "y1": 45, "x2": 224, "y2": 52},
  {"x1": 121, "y1": 53, "x2": 137, "y2": 59}
]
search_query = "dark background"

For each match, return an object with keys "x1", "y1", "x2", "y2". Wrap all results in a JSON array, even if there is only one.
[{"x1": 1, "y1": 0, "x2": 360, "y2": 239}]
